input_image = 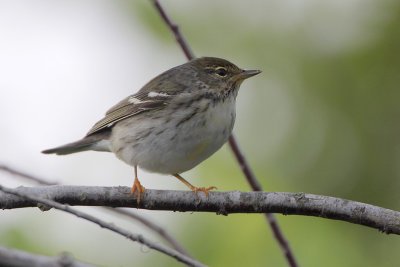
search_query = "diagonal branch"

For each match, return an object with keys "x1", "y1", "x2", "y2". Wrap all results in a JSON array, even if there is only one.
[
  {"x1": 228, "y1": 138, "x2": 296, "y2": 266},
  {"x1": 105, "y1": 208, "x2": 191, "y2": 257},
  {"x1": 151, "y1": 1, "x2": 298, "y2": 266},
  {"x1": 0, "y1": 246, "x2": 94, "y2": 267},
  {"x1": 0, "y1": 185, "x2": 205, "y2": 267},
  {"x1": 0, "y1": 164, "x2": 191, "y2": 257},
  {"x1": 0, "y1": 164, "x2": 56, "y2": 185},
  {"x1": 152, "y1": 0, "x2": 194, "y2": 60},
  {"x1": 1, "y1": 185, "x2": 399, "y2": 235}
]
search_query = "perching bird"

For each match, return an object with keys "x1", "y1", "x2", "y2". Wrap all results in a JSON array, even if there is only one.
[{"x1": 42, "y1": 57, "x2": 261, "y2": 202}]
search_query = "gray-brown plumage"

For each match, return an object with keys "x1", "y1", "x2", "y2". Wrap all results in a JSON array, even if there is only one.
[{"x1": 42, "y1": 57, "x2": 260, "y2": 201}]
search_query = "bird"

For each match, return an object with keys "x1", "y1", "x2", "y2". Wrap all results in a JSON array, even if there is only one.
[{"x1": 42, "y1": 57, "x2": 261, "y2": 202}]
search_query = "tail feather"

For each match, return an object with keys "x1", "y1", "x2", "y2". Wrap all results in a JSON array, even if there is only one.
[
  {"x1": 42, "y1": 132, "x2": 111, "y2": 155},
  {"x1": 42, "y1": 140, "x2": 94, "y2": 155}
]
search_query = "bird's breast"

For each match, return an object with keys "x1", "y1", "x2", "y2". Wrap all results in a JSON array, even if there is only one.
[{"x1": 110, "y1": 95, "x2": 236, "y2": 174}]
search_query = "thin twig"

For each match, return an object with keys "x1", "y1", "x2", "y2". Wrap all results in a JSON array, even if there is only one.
[
  {"x1": 0, "y1": 164, "x2": 56, "y2": 185},
  {"x1": 151, "y1": 1, "x2": 298, "y2": 266},
  {"x1": 228, "y1": 138, "x2": 297, "y2": 267},
  {"x1": 106, "y1": 208, "x2": 191, "y2": 256},
  {"x1": 152, "y1": 0, "x2": 194, "y2": 60},
  {"x1": 0, "y1": 185, "x2": 205, "y2": 267},
  {"x1": 1, "y1": 185, "x2": 399, "y2": 235},
  {"x1": 0, "y1": 246, "x2": 94, "y2": 267},
  {"x1": 0, "y1": 164, "x2": 192, "y2": 258}
]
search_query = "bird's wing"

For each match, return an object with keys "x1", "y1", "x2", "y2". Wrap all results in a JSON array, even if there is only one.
[{"x1": 86, "y1": 90, "x2": 172, "y2": 136}]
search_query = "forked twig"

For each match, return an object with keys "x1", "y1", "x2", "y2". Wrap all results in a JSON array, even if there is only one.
[
  {"x1": 106, "y1": 208, "x2": 191, "y2": 256},
  {"x1": 0, "y1": 185, "x2": 205, "y2": 267},
  {"x1": 0, "y1": 164, "x2": 191, "y2": 258}
]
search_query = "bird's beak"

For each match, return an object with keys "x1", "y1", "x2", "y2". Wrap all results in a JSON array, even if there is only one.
[{"x1": 236, "y1": 69, "x2": 262, "y2": 80}]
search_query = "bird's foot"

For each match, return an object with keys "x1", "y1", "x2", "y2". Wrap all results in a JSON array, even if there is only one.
[
  {"x1": 131, "y1": 177, "x2": 146, "y2": 205},
  {"x1": 190, "y1": 186, "x2": 217, "y2": 197},
  {"x1": 173, "y1": 174, "x2": 217, "y2": 197}
]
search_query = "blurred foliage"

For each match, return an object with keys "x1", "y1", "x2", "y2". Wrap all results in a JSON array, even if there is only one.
[
  {"x1": 2, "y1": 1, "x2": 399, "y2": 266},
  {"x1": 0, "y1": 227, "x2": 39, "y2": 253},
  {"x1": 130, "y1": 1, "x2": 400, "y2": 266}
]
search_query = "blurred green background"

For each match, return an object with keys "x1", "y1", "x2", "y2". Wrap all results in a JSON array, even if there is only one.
[{"x1": 1, "y1": 0, "x2": 399, "y2": 266}]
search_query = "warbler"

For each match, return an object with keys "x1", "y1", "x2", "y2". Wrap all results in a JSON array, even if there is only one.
[{"x1": 42, "y1": 57, "x2": 260, "y2": 201}]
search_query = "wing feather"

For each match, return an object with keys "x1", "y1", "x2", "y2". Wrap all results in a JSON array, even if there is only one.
[
  {"x1": 86, "y1": 91, "x2": 170, "y2": 136},
  {"x1": 86, "y1": 65, "x2": 190, "y2": 136}
]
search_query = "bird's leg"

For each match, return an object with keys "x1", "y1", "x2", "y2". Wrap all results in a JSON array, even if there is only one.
[
  {"x1": 131, "y1": 165, "x2": 145, "y2": 204},
  {"x1": 173, "y1": 174, "x2": 217, "y2": 197}
]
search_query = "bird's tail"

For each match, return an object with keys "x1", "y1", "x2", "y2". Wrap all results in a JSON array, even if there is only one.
[{"x1": 42, "y1": 132, "x2": 111, "y2": 155}]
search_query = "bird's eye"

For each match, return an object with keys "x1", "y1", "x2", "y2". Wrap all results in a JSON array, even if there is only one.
[{"x1": 215, "y1": 67, "x2": 227, "y2": 77}]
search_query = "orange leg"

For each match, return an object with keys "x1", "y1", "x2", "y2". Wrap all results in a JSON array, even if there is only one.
[
  {"x1": 131, "y1": 166, "x2": 145, "y2": 204},
  {"x1": 173, "y1": 174, "x2": 217, "y2": 197}
]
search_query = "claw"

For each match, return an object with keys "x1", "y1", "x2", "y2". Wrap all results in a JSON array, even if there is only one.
[
  {"x1": 131, "y1": 177, "x2": 145, "y2": 204},
  {"x1": 173, "y1": 173, "x2": 217, "y2": 197},
  {"x1": 191, "y1": 186, "x2": 217, "y2": 197}
]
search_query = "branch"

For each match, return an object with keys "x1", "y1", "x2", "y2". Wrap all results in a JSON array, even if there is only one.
[
  {"x1": 0, "y1": 164, "x2": 191, "y2": 258},
  {"x1": 0, "y1": 164, "x2": 56, "y2": 185},
  {"x1": 151, "y1": 1, "x2": 298, "y2": 266},
  {"x1": 228, "y1": 138, "x2": 296, "y2": 266},
  {"x1": 0, "y1": 185, "x2": 205, "y2": 267},
  {"x1": 106, "y1": 208, "x2": 191, "y2": 257},
  {"x1": 1, "y1": 185, "x2": 399, "y2": 235},
  {"x1": 152, "y1": 0, "x2": 195, "y2": 60},
  {"x1": 0, "y1": 246, "x2": 94, "y2": 267}
]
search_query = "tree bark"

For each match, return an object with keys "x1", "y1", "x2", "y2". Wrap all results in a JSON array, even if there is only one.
[{"x1": 1, "y1": 185, "x2": 398, "y2": 234}]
